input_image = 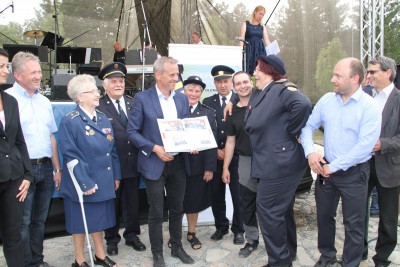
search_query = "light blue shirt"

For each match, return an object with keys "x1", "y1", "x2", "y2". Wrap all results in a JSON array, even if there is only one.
[
  {"x1": 156, "y1": 86, "x2": 178, "y2": 120},
  {"x1": 6, "y1": 82, "x2": 57, "y2": 159},
  {"x1": 301, "y1": 87, "x2": 381, "y2": 172}
]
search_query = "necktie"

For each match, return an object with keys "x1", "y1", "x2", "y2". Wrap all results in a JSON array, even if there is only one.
[
  {"x1": 221, "y1": 96, "x2": 227, "y2": 110},
  {"x1": 92, "y1": 116, "x2": 97, "y2": 124},
  {"x1": 116, "y1": 99, "x2": 128, "y2": 127},
  {"x1": 189, "y1": 105, "x2": 193, "y2": 114},
  {"x1": 0, "y1": 120, "x2": 3, "y2": 131}
]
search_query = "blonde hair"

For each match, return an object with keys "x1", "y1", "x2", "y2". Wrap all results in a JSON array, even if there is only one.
[{"x1": 250, "y1": 6, "x2": 266, "y2": 24}]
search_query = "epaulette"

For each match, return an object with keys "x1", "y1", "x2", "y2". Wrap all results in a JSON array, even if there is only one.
[
  {"x1": 126, "y1": 95, "x2": 133, "y2": 99},
  {"x1": 95, "y1": 109, "x2": 105, "y2": 115},
  {"x1": 201, "y1": 103, "x2": 216, "y2": 113},
  {"x1": 275, "y1": 79, "x2": 288, "y2": 84},
  {"x1": 284, "y1": 81, "x2": 298, "y2": 92},
  {"x1": 66, "y1": 110, "x2": 79, "y2": 119}
]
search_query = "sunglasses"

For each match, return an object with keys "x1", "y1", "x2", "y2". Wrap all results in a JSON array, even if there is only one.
[{"x1": 366, "y1": 70, "x2": 383, "y2": 75}]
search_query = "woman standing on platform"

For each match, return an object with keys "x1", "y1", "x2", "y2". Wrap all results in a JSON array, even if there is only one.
[
  {"x1": 182, "y1": 76, "x2": 217, "y2": 250},
  {"x1": 239, "y1": 5, "x2": 271, "y2": 75},
  {"x1": 58, "y1": 74, "x2": 121, "y2": 267},
  {"x1": 0, "y1": 48, "x2": 32, "y2": 267}
]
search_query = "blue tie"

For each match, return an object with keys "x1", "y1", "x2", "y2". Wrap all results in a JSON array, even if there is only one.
[{"x1": 116, "y1": 99, "x2": 128, "y2": 127}]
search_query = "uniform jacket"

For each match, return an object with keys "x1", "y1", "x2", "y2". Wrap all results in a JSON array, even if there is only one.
[
  {"x1": 0, "y1": 90, "x2": 33, "y2": 183},
  {"x1": 98, "y1": 94, "x2": 139, "y2": 179},
  {"x1": 127, "y1": 87, "x2": 190, "y2": 180},
  {"x1": 374, "y1": 87, "x2": 400, "y2": 187},
  {"x1": 187, "y1": 103, "x2": 217, "y2": 176},
  {"x1": 202, "y1": 92, "x2": 237, "y2": 149},
  {"x1": 58, "y1": 106, "x2": 121, "y2": 202},
  {"x1": 244, "y1": 81, "x2": 312, "y2": 179}
]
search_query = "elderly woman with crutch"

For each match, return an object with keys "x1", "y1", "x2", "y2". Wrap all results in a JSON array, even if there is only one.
[{"x1": 58, "y1": 74, "x2": 121, "y2": 267}]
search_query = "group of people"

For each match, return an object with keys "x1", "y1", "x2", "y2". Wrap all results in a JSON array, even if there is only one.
[{"x1": 0, "y1": 21, "x2": 399, "y2": 267}]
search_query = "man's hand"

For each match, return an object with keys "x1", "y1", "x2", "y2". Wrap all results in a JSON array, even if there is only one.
[
  {"x1": 223, "y1": 101, "x2": 233, "y2": 121},
  {"x1": 222, "y1": 168, "x2": 230, "y2": 184},
  {"x1": 322, "y1": 164, "x2": 333, "y2": 178},
  {"x1": 307, "y1": 152, "x2": 325, "y2": 175},
  {"x1": 114, "y1": 180, "x2": 120, "y2": 190},
  {"x1": 203, "y1": 171, "x2": 213, "y2": 182},
  {"x1": 153, "y1": 145, "x2": 174, "y2": 162},
  {"x1": 189, "y1": 150, "x2": 199, "y2": 155},
  {"x1": 17, "y1": 179, "x2": 30, "y2": 202},
  {"x1": 54, "y1": 171, "x2": 62, "y2": 191},
  {"x1": 217, "y1": 149, "x2": 225, "y2": 160},
  {"x1": 372, "y1": 139, "x2": 381, "y2": 152}
]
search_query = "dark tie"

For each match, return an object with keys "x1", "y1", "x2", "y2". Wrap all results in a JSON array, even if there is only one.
[
  {"x1": 221, "y1": 96, "x2": 227, "y2": 110},
  {"x1": 116, "y1": 99, "x2": 128, "y2": 127},
  {"x1": 92, "y1": 116, "x2": 96, "y2": 124},
  {"x1": 0, "y1": 120, "x2": 3, "y2": 131},
  {"x1": 189, "y1": 105, "x2": 193, "y2": 114}
]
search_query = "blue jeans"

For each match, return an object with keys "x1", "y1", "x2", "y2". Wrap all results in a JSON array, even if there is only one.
[
  {"x1": 369, "y1": 187, "x2": 379, "y2": 214},
  {"x1": 21, "y1": 161, "x2": 54, "y2": 267}
]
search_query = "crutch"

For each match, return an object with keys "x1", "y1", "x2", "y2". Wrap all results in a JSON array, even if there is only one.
[{"x1": 67, "y1": 159, "x2": 95, "y2": 267}]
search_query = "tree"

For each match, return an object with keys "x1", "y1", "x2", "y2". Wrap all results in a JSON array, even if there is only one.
[
  {"x1": 384, "y1": 0, "x2": 400, "y2": 63},
  {"x1": 315, "y1": 37, "x2": 347, "y2": 96}
]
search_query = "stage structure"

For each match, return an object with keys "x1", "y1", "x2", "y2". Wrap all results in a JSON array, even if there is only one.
[{"x1": 360, "y1": 0, "x2": 385, "y2": 65}]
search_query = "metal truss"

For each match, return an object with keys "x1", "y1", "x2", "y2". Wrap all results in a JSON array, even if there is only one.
[{"x1": 360, "y1": 0, "x2": 384, "y2": 65}]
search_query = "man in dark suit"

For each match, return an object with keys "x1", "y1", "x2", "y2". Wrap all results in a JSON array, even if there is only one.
[
  {"x1": 97, "y1": 62, "x2": 146, "y2": 256},
  {"x1": 127, "y1": 57, "x2": 194, "y2": 267},
  {"x1": 0, "y1": 48, "x2": 33, "y2": 267},
  {"x1": 364, "y1": 56, "x2": 400, "y2": 267},
  {"x1": 202, "y1": 65, "x2": 244, "y2": 244}
]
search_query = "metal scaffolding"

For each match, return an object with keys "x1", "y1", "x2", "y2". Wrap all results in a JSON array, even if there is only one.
[{"x1": 360, "y1": 0, "x2": 385, "y2": 65}]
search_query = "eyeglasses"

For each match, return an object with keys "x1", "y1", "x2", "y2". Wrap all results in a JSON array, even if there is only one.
[
  {"x1": 366, "y1": 70, "x2": 383, "y2": 75},
  {"x1": 81, "y1": 89, "x2": 101, "y2": 95}
]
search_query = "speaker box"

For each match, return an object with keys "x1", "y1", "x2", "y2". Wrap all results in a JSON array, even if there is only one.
[{"x1": 51, "y1": 75, "x2": 104, "y2": 100}]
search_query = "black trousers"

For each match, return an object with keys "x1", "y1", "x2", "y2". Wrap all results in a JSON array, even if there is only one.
[
  {"x1": 364, "y1": 158, "x2": 400, "y2": 266},
  {"x1": 316, "y1": 162, "x2": 369, "y2": 267},
  {"x1": 257, "y1": 169, "x2": 303, "y2": 266},
  {"x1": 145, "y1": 155, "x2": 186, "y2": 254},
  {"x1": 105, "y1": 177, "x2": 141, "y2": 245},
  {"x1": 0, "y1": 176, "x2": 25, "y2": 267},
  {"x1": 210, "y1": 156, "x2": 244, "y2": 234}
]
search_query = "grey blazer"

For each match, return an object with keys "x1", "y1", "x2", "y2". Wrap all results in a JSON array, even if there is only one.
[{"x1": 374, "y1": 87, "x2": 400, "y2": 188}]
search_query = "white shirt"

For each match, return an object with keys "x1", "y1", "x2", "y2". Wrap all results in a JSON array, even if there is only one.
[
  {"x1": 372, "y1": 83, "x2": 394, "y2": 113},
  {"x1": 80, "y1": 106, "x2": 97, "y2": 122},
  {"x1": 110, "y1": 96, "x2": 127, "y2": 116},
  {"x1": 156, "y1": 85, "x2": 178, "y2": 120},
  {"x1": 190, "y1": 103, "x2": 198, "y2": 113},
  {"x1": 6, "y1": 82, "x2": 57, "y2": 158},
  {"x1": 0, "y1": 110, "x2": 4, "y2": 130}
]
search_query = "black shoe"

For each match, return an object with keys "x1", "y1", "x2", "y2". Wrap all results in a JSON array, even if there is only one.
[
  {"x1": 72, "y1": 260, "x2": 90, "y2": 267},
  {"x1": 210, "y1": 229, "x2": 229, "y2": 240},
  {"x1": 262, "y1": 263, "x2": 293, "y2": 267},
  {"x1": 233, "y1": 232, "x2": 245, "y2": 244},
  {"x1": 314, "y1": 258, "x2": 338, "y2": 267},
  {"x1": 126, "y1": 237, "x2": 146, "y2": 251},
  {"x1": 152, "y1": 253, "x2": 165, "y2": 267},
  {"x1": 239, "y1": 242, "x2": 258, "y2": 258},
  {"x1": 171, "y1": 247, "x2": 195, "y2": 264},
  {"x1": 93, "y1": 255, "x2": 116, "y2": 267},
  {"x1": 106, "y1": 243, "x2": 118, "y2": 256}
]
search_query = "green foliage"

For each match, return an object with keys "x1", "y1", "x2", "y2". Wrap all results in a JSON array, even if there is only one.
[
  {"x1": 315, "y1": 37, "x2": 347, "y2": 96},
  {"x1": 384, "y1": 0, "x2": 400, "y2": 63}
]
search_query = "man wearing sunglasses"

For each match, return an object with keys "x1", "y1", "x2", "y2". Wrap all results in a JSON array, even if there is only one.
[{"x1": 364, "y1": 56, "x2": 400, "y2": 267}]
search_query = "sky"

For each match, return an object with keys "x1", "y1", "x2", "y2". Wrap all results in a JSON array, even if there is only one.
[{"x1": 0, "y1": 0, "x2": 282, "y2": 26}]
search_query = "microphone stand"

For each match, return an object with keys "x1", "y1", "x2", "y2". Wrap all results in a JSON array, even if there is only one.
[
  {"x1": 242, "y1": 43, "x2": 247, "y2": 73},
  {"x1": 53, "y1": 0, "x2": 60, "y2": 76},
  {"x1": 140, "y1": 0, "x2": 152, "y2": 91}
]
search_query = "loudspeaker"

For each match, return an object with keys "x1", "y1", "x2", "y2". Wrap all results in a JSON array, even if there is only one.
[
  {"x1": 41, "y1": 32, "x2": 64, "y2": 50},
  {"x1": 51, "y1": 75, "x2": 104, "y2": 100},
  {"x1": 76, "y1": 62, "x2": 102, "y2": 76},
  {"x1": 3, "y1": 44, "x2": 48, "y2": 62}
]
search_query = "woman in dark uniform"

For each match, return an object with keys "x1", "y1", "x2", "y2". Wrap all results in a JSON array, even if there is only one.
[
  {"x1": 183, "y1": 76, "x2": 217, "y2": 249},
  {"x1": 58, "y1": 74, "x2": 121, "y2": 267},
  {"x1": 0, "y1": 48, "x2": 32, "y2": 267},
  {"x1": 244, "y1": 55, "x2": 311, "y2": 267}
]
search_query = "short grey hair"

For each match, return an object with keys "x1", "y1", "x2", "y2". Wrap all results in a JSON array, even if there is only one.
[
  {"x1": 153, "y1": 57, "x2": 178, "y2": 73},
  {"x1": 12, "y1": 51, "x2": 40, "y2": 73},
  {"x1": 369, "y1": 56, "x2": 397, "y2": 82},
  {"x1": 67, "y1": 74, "x2": 96, "y2": 104}
]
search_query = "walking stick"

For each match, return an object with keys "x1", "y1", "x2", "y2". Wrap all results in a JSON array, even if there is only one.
[{"x1": 66, "y1": 159, "x2": 95, "y2": 267}]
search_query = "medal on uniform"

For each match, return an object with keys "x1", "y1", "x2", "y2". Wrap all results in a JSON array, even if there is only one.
[
  {"x1": 89, "y1": 129, "x2": 95, "y2": 135},
  {"x1": 85, "y1": 131, "x2": 89, "y2": 136},
  {"x1": 85, "y1": 125, "x2": 90, "y2": 130},
  {"x1": 107, "y1": 134, "x2": 113, "y2": 141}
]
